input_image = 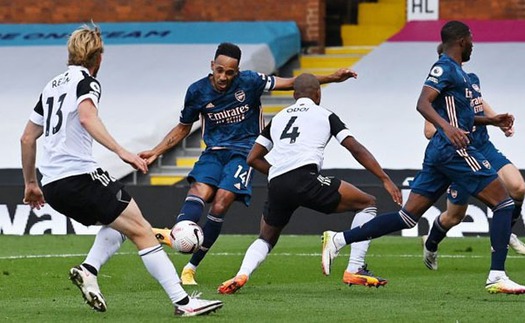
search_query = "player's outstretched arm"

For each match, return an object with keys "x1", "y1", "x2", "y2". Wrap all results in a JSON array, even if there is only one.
[
  {"x1": 78, "y1": 99, "x2": 148, "y2": 174},
  {"x1": 341, "y1": 136, "x2": 402, "y2": 206},
  {"x1": 315, "y1": 68, "x2": 358, "y2": 84},
  {"x1": 138, "y1": 123, "x2": 192, "y2": 165},
  {"x1": 272, "y1": 68, "x2": 358, "y2": 90}
]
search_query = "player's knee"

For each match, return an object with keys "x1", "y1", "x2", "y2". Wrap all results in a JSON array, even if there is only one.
[
  {"x1": 364, "y1": 193, "x2": 376, "y2": 206},
  {"x1": 510, "y1": 181, "x2": 525, "y2": 200},
  {"x1": 210, "y1": 201, "x2": 233, "y2": 215},
  {"x1": 120, "y1": 222, "x2": 154, "y2": 248},
  {"x1": 354, "y1": 193, "x2": 376, "y2": 210},
  {"x1": 440, "y1": 213, "x2": 462, "y2": 227}
]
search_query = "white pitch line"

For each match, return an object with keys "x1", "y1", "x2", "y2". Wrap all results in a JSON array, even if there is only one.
[{"x1": 2, "y1": 251, "x2": 523, "y2": 261}]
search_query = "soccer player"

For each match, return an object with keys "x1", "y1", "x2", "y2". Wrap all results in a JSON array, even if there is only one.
[
  {"x1": 139, "y1": 42, "x2": 358, "y2": 285},
  {"x1": 423, "y1": 74, "x2": 525, "y2": 270},
  {"x1": 321, "y1": 20, "x2": 525, "y2": 294},
  {"x1": 20, "y1": 24, "x2": 222, "y2": 317},
  {"x1": 216, "y1": 73, "x2": 402, "y2": 294}
]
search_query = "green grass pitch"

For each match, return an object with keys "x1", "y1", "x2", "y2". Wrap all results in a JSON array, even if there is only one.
[{"x1": 1, "y1": 234, "x2": 524, "y2": 322}]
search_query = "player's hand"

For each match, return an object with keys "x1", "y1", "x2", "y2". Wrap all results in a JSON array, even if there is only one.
[
  {"x1": 502, "y1": 125, "x2": 515, "y2": 137},
  {"x1": 119, "y1": 150, "x2": 148, "y2": 174},
  {"x1": 383, "y1": 179, "x2": 403, "y2": 206},
  {"x1": 332, "y1": 68, "x2": 358, "y2": 82},
  {"x1": 490, "y1": 113, "x2": 514, "y2": 129},
  {"x1": 443, "y1": 125, "x2": 470, "y2": 149},
  {"x1": 138, "y1": 150, "x2": 159, "y2": 165},
  {"x1": 23, "y1": 183, "x2": 45, "y2": 210}
]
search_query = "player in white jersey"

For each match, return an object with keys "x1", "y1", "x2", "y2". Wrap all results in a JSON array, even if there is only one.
[
  {"x1": 20, "y1": 23, "x2": 222, "y2": 317},
  {"x1": 217, "y1": 73, "x2": 402, "y2": 294}
]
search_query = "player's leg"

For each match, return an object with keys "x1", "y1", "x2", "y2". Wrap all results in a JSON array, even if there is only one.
[
  {"x1": 181, "y1": 189, "x2": 236, "y2": 285},
  {"x1": 177, "y1": 182, "x2": 216, "y2": 223},
  {"x1": 498, "y1": 164, "x2": 525, "y2": 254},
  {"x1": 182, "y1": 151, "x2": 252, "y2": 284},
  {"x1": 480, "y1": 142, "x2": 525, "y2": 253},
  {"x1": 153, "y1": 150, "x2": 221, "y2": 247},
  {"x1": 473, "y1": 178, "x2": 525, "y2": 294},
  {"x1": 219, "y1": 171, "x2": 298, "y2": 294},
  {"x1": 481, "y1": 142, "x2": 525, "y2": 231},
  {"x1": 498, "y1": 164, "x2": 525, "y2": 226},
  {"x1": 111, "y1": 198, "x2": 222, "y2": 315},
  {"x1": 45, "y1": 170, "x2": 222, "y2": 315},
  {"x1": 333, "y1": 180, "x2": 387, "y2": 287},
  {"x1": 42, "y1": 172, "x2": 119, "y2": 312},
  {"x1": 423, "y1": 184, "x2": 468, "y2": 270},
  {"x1": 498, "y1": 163, "x2": 525, "y2": 225},
  {"x1": 218, "y1": 216, "x2": 285, "y2": 294},
  {"x1": 177, "y1": 150, "x2": 224, "y2": 224},
  {"x1": 322, "y1": 166, "x2": 446, "y2": 276},
  {"x1": 79, "y1": 226, "x2": 127, "y2": 286},
  {"x1": 153, "y1": 182, "x2": 216, "y2": 248},
  {"x1": 437, "y1": 147, "x2": 524, "y2": 293}
]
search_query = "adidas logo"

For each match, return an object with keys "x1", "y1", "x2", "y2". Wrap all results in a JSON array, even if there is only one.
[{"x1": 206, "y1": 102, "x2": 215, "y2": 109}]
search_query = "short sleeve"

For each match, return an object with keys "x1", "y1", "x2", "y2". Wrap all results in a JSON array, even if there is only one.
[
  {"x1": 179, "y1": 86, "x2": 201, "y2": 124},
  {"x1": 423, "y1": 63, "x2": 454, "y2": 94},
  {"x1": 255, "y1": 121, "x2": 273, "y2": 150},
  {"x1": 256, "y1": 72, "x2": 276, "y2": 92},
  {"x1": 77, "y1": 77, "x2": 101, "y2": 109},
  {"x1": 328, "y1": 113, "x2": 352, "y2": 143},
  {"x1": 29, "y1": 94, "x2": 44, "y2": 126}
]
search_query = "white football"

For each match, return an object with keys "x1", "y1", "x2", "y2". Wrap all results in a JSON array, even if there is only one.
[{"x1": 170, "y1": 220, "x2": 204, "y2": 254}]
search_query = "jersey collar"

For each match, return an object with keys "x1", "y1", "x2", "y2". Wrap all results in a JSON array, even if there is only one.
[
  {"x1": 68, "y1": 65, "x2": 91, "y2": 76},
  {"x1": 296, "y1": 97, "x2": 316, "y2": 105}
]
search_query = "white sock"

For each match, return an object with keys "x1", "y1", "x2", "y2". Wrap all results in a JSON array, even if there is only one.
[
  {"x1": 334, "y1": 232, "x2": 347, "y2": 249},
  {"x1": 183, "y1": 263, "x2": 197, "y2": 272},
  {"x1": 347, "y1": 207, "x2": 376, "y2": 273},
  {"x1": 84, "y1": 226, "x2": 126, "y2": 272},
  {"x1": 487, "y1": 270, "x2": 507, "y2": 283},
  {"x1": 237, "y1": 239, "x2": 271, "y2": 277},
  {"x1": 139, "y1": 245, "x2": 187, "y2": 304}
]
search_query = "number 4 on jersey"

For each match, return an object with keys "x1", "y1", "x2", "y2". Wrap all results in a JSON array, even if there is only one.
[{"x1": 280, "y1": 116, "x2": 300, "y2": 143}]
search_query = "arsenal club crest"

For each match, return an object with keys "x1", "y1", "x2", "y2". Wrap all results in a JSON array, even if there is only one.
[
  {"x1": 482, "y1": 160, "x2": 491, "y2": 169},
  {"x1": 235, "y1": 90, "x2": 246, "y2": 103}
]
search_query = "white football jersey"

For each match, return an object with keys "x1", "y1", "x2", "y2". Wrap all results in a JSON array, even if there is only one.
[
  {"x1": 29, "y1": 65, "x2": 101, "y2": 185},
  {"x1": 256, "y1": 97, "x2": 352, "y2": 180}
]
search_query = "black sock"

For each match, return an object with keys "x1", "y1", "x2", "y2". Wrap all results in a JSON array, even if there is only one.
[
  {"x1": 81, "y1": 263, "x2": 98, "y2": 276},
  {"x1": 425, "y1": 217, "x2": 448, "y2": 252},
  {"x1": 511, "y1": 199, "x2": 523, "y2": 228},
  {"x1": 175, "y1": 296, "x2": 189, "y2": 305}
]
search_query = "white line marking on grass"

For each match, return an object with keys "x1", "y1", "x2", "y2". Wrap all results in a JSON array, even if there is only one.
[
  {"x1": 2, "y1": 252, "x2": 522, "y2": 260},
  {"x1": 0, "y1": 252, "x2": 135, "y2": 260}
]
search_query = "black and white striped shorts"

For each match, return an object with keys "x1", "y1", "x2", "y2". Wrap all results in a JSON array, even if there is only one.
[{"x1": 42, "y1": 168, "x2": 131, "y2": 226}]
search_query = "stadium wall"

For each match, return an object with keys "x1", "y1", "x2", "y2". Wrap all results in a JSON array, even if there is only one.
[
  {"x1": 0, "y1": 22, "x2": 300, "y2": 180},
  {"x1": 2, "y1": 170, "x2": 525, "y2": 237},
  {"x1": 440, "y1": 0, "x2": 525, "y2": 19},
  {"x1": 0, "y1": 0, "x2": 326, "y2": 51}
]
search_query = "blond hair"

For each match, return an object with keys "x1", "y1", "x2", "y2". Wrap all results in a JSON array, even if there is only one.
[{"x1": 67, "y1": 23, "x2": 104, "y2": 68}]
